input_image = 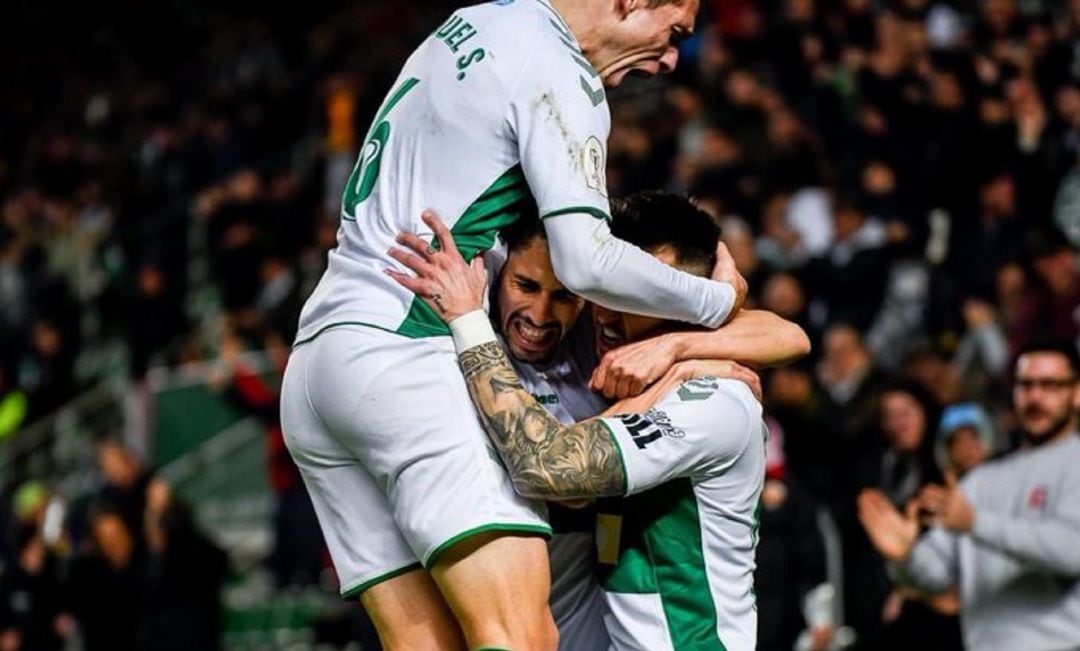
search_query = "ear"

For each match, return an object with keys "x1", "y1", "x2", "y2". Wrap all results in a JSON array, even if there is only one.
[{"x1": 618, "y1": 0, "x2": 637, "y2": 18}]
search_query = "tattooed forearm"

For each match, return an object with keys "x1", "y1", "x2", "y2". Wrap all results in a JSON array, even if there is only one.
[
  {"x1": 457, "y1": 342, "x2": 626, "y2": 499},
  {"x1": 460, "y1": 341, "x2": 508, "y2": 379}
]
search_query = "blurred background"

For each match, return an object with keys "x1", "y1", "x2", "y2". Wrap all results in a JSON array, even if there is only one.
[{"x1": 0, "y1": 0, "x2": 1078, "y2": 649}]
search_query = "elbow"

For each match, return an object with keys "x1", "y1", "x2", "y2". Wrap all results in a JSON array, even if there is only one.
[
  {"x1": 510, "y1": 475, "x2": 561, "y2": 501},
  {"x1": 769, "y1": 322, "x2": 811, "y2": 365},
  {"x1": 552, "y1": 263, "x2": 603, "y2": 297},
  {"x1": 791, "y1": 326, "x2": 812, "y2": 359},
  {"x1": 509, "y1": 468, "x2": 586, "y2": 501}
]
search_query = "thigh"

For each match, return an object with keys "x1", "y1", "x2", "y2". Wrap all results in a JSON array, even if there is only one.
[{"x1": 281, "y1": 342, "x2": 417, "y2": 596}]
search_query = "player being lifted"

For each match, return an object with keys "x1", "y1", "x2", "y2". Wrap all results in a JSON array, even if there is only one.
[
  {"x1": 280, "y1": 0, "x2": 742, "y2": 649},
  {"x1": 390, "y1": 194, "x2": 806, "y2": 650}
]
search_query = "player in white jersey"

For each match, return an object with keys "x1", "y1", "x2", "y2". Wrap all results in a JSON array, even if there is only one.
[
  {"x1": 472, "y1": 212, "x2": 808, "y2": 650},
  {"x1": 281, "y1": 0, "x2": 744, "y2": 648},
  {"x1": 389, "y1": 193, "x2": 811, "y2": 650}
]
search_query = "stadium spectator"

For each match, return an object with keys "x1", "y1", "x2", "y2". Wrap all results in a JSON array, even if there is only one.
[
  {"x1": 1010, "y1": 231, "x2": 1080, "y2": 352},
  {"x1": 0, "y1": 525, "x2": 71, "y2": 651},
  {"x1": 92, "y1": 438, "x2": 156, "y2": 544},
  {"x1": 858, "y1": 341, "x2": 1080, "y2": 650},
  {"x1": 934, "y1": 403, "x2": 997, "y2": 478},
  {"x1": 211, "y1": 328, "x2": 325, "y2": 588},
  {"x1": 68, "y1": 506, "x2": 143, "y2": 651},
  {"x1": 754, "y1": 420, "x2": 831, "y2": 651},
  {"x1": 141, "y1": 499, "x2": 229, "y2": 651}
]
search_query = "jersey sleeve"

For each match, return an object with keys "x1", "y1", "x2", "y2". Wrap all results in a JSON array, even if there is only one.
[
  {"x1": 600, "y1": 378, "x2": 762, "y2": 496},
  {"x1": 505, "y1": 32, "x2": 736, "y2": 328},
  {"x1": 507, "y1": 38, "x2": 612, "y2": 220}
]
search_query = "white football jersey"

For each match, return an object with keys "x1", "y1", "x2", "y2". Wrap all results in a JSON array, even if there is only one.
[
  {"x1": 595, "y1": 379, "x2": 767, "y2": 651},
  {"x1": 297, "y1": 0, "x2": 612, "y2": 343}
]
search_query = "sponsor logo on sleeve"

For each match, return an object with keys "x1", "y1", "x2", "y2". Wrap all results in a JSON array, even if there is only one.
[{"x1": 617, "y1": 409, "x2": 683, "y2": 450}]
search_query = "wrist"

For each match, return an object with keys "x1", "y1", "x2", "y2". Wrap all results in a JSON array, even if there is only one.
[
  {"x1": 666, "y1": 332, "x2": 690, "y2": 362},
  {"x1": 449, "y1": 309, "x2": 497, "y2": 352}
]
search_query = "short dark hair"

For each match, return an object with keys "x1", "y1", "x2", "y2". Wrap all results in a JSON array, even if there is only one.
[
  {"x1": 1015, "y1": 340, "x2": 1080, "y2": 378},
  {"x1": 610, "y1": 192, "x2": 719, "y2": 276},
  {"x1": 499, "y1": 205, "x2": 545, "y2": 253}
]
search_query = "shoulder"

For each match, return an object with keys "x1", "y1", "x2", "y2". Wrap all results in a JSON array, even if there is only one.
[
  {"x1": 470, "y1": 1, "x2": 606, "y2": 111},
  {"x1": 655, "y1": 377, "x2": 762, "y2": 442}
]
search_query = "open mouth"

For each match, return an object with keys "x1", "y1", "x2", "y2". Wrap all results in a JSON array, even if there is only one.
[
  {"x1": 510, "y1": 319, "x2": 558, "y2": 353},
  {"x1": 596, "y1": 323, "x2": 624, "y2": 353}
]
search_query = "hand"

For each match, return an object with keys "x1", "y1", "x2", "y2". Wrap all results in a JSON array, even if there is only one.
[
  {"x1": 962, "y1": 298, "x2": 995, "y2": 329},
  {"x1": 386, "y1": 211, "x2": 488, "y2": 322},
  {"x1": 881, "y1": 590, "x2": 906, "y2": 624},
  {"x1": 589, "y1": 334, "x2": 680, "y2": 399},
  {"x1": 606, "y1": 359, "x2": 761, "y2": 414},
  {"x1": 917, "y1": 471, "x2": 974, "y2": 532},
  {"x1": 857, "y1": 488, "x2": 919, "y2": 562},
  {"x1": 808, "y1": 626, "x2": 834, "y2": 651},
  {"x1": 710, "y1": 242, "x2": 748, "y2": 321}
]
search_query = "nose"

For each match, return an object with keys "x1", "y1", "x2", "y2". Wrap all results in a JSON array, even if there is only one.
[
  {"x1": 659, "y1": 46, "x2": 679, "y2": 74},
  {"x1": 524, "y1": 293, "x2": 556, "y2": 325}
]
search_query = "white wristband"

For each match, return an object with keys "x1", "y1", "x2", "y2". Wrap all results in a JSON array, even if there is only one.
[{"x1": 449, "y1": 309, "x2": 498, "y2": 352}]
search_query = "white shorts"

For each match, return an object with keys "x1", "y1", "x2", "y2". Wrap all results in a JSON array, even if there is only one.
[{"x1": 280, "y1": 325, "x2": 551, "y2": 597}]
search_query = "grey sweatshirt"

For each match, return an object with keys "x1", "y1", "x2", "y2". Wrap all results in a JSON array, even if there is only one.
[{"x1": 899, "y1": 433, "x2": 1080, "y2": 651}]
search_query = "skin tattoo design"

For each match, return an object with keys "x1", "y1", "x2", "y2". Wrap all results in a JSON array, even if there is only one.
[{"x1": 458, "y1": 340, "x2": 627, "y2": 500}]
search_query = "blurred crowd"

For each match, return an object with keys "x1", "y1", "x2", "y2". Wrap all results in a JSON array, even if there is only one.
[
  {"x1": 0, "y1": 438, "x2": 228, "y2": 651},
  {"x1": 2, "y1": 0, "x2": 1080, "y2": 649}
]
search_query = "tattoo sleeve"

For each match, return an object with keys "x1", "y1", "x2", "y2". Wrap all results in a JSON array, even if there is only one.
[{"x1": 458, "y1": 341, "x2": 627, "y2": 500}]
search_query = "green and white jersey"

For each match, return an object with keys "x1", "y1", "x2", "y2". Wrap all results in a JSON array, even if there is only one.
[
  {"x1": 596, "y1": 379, "x2": 766, "y2": 651},
  {"x1": 297, "y1": 0, "x2": 735, "y2": 344},
  {"x1": 297, "y1": 0, "x2": 609, "y2": 342}
]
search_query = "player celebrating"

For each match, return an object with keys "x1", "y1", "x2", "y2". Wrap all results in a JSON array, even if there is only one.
[
  {"x1": 419, "y1": 204, "x2": 808, "y2": 649},
  {"x1": 390, "y1": 194, "x2": 793, "y2": 650},
  {"x1": 281, "y1": 0, "x2": 741, "y2": 649}
]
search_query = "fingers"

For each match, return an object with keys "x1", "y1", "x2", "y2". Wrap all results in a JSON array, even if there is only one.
[
  {"x1": 387, "y1": 246, "x2": 433, "y2": 276},
  {"x1": 715, "y1": 241, "x2": 734, "y2": 268},
  {"x1": 422, "y1": 210, "x2": 460, "y2": 258},
  {"x1": 904, "y1": 499, "x2": 921, "y2": 522},
  {"x1": 385, "y1": 269, "x2": 428, "y2": 296},
  {"x1": 591, "y1": 355, "x2": 613, "y2": 394},
  {"x1": 396, "y1": 231, "x2": 437, "y2": 260}
]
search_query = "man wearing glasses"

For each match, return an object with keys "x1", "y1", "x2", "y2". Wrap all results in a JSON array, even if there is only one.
[{"x1": 858, "y1": 341, "x2": 1080, "y2": 651}]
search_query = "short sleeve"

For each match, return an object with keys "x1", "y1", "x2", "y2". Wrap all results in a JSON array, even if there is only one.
[
  {"x1": 508, "y1": 36, "x2": 612, "y2": 220},
  {"x1": 600, "y1": 378, "x2": 761, "y2": 496}
]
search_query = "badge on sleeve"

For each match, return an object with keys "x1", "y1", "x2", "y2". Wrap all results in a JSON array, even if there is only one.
[{"x1": 582, "y1": 136, "x2": 608, "y2": 198}]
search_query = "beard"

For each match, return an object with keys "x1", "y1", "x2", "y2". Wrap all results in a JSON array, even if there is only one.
[{"x1": 1021, "y1": 408, "x2": 1075, "y2": 447}]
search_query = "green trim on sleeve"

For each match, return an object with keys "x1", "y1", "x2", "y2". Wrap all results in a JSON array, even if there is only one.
[
  {"x1": 341, "y1": 562, "x2": 423, "y2": 599},
  {"x1": 598, "y1": 419, "x2": 630, "y2": 497},
  {"x1": 293, "y1": 321, "x2": 405, "y2": 347},
  {"x1": 541, "y1": 206, "x2": 611, "y2": 222},
  {"x1": 424, "y1": 523, "x2": 552, "y2": 570}
]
